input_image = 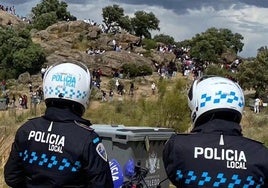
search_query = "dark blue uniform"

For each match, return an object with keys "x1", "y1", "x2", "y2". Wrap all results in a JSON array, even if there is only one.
[
  {"x1": 4, "y1": 107, "x2": 113, "y2": 188},
  {"x1": 163, "y1": 119, "x2": 268, "y2": 188}
]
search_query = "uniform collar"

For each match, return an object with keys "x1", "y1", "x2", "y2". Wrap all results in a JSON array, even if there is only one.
[
  {"x1": 191, "y1": 119, "x2": 242, "y2": 136},
  {"x1": 43, "y1": 107, "x2": 92, "y2": 126}
]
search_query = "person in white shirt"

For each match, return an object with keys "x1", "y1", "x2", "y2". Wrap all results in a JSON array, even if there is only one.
[
  {"x1": 151, "y1": 82, "x2": 156, "y2": 95},
  {"x1": 254, "y1": 97, "x2": 261, "y2": 113}
]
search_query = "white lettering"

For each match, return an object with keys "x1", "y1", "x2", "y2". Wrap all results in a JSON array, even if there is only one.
[
  {"x1": 194, "y1": 147, "x2": 247, "y2": 169},
  {"x1": 58, "y1": 136, "x2": 65, "y2": 146},
  {"x1": 205, "y1": 148, "x2": 213, "y2": 159},
  {"x1": 49, "y1": 134, "x2": 56, "y2": 144},
  {"x1": 112, "y1": 176, "x2": 119, "y2": 181},
  {"x1": 28, "y1": 131, "x2": 35, "y2": 140},
  {"x1": 194, "y1": 147, "x2": 203, "y2": 158},
  {"x1": 28, "y1": 131, "x2": 65, "y2": 145},
  {"x1": 194, "y1": 147, "x2": 246, "y2": 161},
  {"x1": 109, "y1": 161, "x2": 120, "y2": 181},
  {"x1": 48, "y1": 144, "x2": 63, "y2": 153},
  {"x1": 214, "y1": 148, "x2": 221, "y2": 160},
  {"x1": 226, "y1": 149, "x2": 234, "y2": 161},
  {"x1": 35, "y1": 132, "x2": 42, "y2": 141},
  {"x1": 227, "y1": 161, "x2": 247, "y2": 169},
  {"x1": 238, "y1": 151, "x2": 246, "y2": 162}
]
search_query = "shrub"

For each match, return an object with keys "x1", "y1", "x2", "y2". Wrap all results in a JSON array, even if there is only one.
[
  {"x1": 122, "y1": 63, "x2": 152, "y2": 78},
  {"x1": 142, "y1": 38, "x2": 157, "y2": 50}
]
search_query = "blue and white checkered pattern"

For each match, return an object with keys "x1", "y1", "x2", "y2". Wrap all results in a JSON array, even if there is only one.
[
  {"x1": 175, "y1": 170, "x2": 264, "y2": 187},
  {"x1": 44, "y1": 86, "x2": 87, "y2": 99},
  {"x1": 19, "y1": 150, "x2": 81, "y2": 172},
  {"x1": 200, "y1": 91, "x2": 244, "y2": 108}
]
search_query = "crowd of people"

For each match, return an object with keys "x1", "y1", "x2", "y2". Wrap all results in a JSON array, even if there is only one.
[
  {"x1": 0, "y1": 74, "x2": 44, "y2": 111},
  {"x1": 0, "y1": 4, "x2": 16, "y2": 15},
  {"x1": 0, "y1": 3, "x2": 32, "y2": 24},
  {"x1": 86, "y1": 47, "x2": 106, "y2": 55},
  {"x1": 2, "y1": 84, "x2": 44, "y2": 110}
]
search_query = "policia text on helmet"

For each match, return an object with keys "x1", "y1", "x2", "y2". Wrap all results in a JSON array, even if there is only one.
[{"x1": 43, "y1": 60, "x2": 92, "y2": 116}]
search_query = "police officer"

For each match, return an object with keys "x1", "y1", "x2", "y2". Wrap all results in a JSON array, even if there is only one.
[
  {"x1": 163, "y1": 76, "x2": 268, "y2": 187},
  {"x1": 4, "y1": 61, "x2": 114, "y2": 187}
]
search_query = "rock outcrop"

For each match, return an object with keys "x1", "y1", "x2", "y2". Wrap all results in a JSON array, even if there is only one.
[
  {"x1": 31, "y1": 20, "x2": 176, "y2": 75},
  {"x1": 0, "y1": 11, "x2": 176, "y2": 76},
  {"x1": 0, "y1": 10, "x2": 26, "y2": 27}
]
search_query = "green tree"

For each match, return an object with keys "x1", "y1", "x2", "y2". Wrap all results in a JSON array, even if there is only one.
[
  {"x1": 101, "y1": 5, "x2": 160, "y2": 38},
  {"x1": 204, "y1": 64, "x2": 237, "y2": 82},
  {"x1": 175, "y1": 39, "x2": 191, "y2": 49},
  {"x1": 0, "y1": 28, "x2": 46, "y2": 79},
  {"x1": 238, "y1": 47, "x2": 268, "y2": 97},
  {"x1": 31, "y1": 0, "x2": 76, "y2": 30},
  {"x1": 189, "y1": 27, "x2": 244, "y2": 63},
  {"x1": 102, "y1": 4, "x2": 131, "y2": 33},
  {"x1": 153, "y1": 34, "x2": 175, "y2": 45},
  {"x1": 257, "y1": 46, "x2": 268, "y2": 54},
  {"x1": 32, "y1": 12, "x2": 58, "y2": 30},
  {"x1": 13, "y1": 44, "x2": 46, "y2": 75},
  {"x1": 131, "y1": 11, "x2": 160, "y2": 39}
]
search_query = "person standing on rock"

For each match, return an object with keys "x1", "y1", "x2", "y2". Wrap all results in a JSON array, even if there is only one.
[{"x1": 4, "y1": 61, "x2": 113, "y2": 188}]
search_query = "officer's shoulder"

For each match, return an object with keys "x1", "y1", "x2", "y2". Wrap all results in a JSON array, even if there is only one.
[
  {"x1": 175, "y1": 133, "x2": 196, "y2": 136},
  {"x1": 169, "y1": 133, "x2": 195, "y2": 140},
  {"x1": 74, "y1": 121, "x2": 93, "y2": 131},
  {"x1": 27, "y1": 116, "x2": 41, "y2": 121},
  {"x1": 243, "y1": 136, "x2": 264, "y2": 145}
]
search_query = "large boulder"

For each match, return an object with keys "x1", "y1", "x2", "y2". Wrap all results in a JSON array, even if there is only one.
[
  {"x1": 45, "y1": 50, "x2": 154, "y2": 76},
  {"x1": 17, "y1": 72, "x2": 31, "y2": 84}
]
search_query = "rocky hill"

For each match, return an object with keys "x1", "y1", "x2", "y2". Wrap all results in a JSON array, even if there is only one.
[
  {"x1": 0, "y1": 10, "x2": 177, "y2": 78},
  {"x1": 0, "y1": 10, "x2": 25, "y2": 26},
  {"x1": 31, "y1": 20, "x2": 176, "y2": 76}
]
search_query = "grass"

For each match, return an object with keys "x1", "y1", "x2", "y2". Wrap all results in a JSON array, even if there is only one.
[{"x1": 241, "y1": 107, "x2": 268, "y2": 145}]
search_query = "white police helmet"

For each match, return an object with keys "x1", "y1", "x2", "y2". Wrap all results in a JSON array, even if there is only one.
[
  {"x1": 188, "y1": 76, "x2": 244, "y2": 126},
  {"x1": 43, "y1": 61, "x2": 91, "y2": 115}
]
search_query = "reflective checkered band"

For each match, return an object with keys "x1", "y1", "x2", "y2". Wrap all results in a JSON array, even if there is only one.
[
  {"x1": 199, "y1": 172, "x2": 211, "y2": 185},
  {"x1": 200, "y1": 91, "x2": 244, "y2": 108},
  {"x1": 19, "y1": 150, "x2": 81, "y2": 172},
  {"x1": 175, "y1": 170, "x2": 264, "y2": 187},
  {"x1": 45, "y1": 86, "x2": 87, "y2": 99},
  {"x1": 185, "y1": 171, "x2": 197, "y2": 184},
  {"x1": 176, "y1": 170, "x2": 183, "y2": 179},
  {"x1": 93, "y1": 137, "x2": 100, "y2": 144},
  {"x1": 213, "y1": 173, "x2": 227, "y2": 186}
]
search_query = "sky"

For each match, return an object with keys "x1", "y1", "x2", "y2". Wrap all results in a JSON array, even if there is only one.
[{"x1": 1, "y1": 0, "x2": 268, "y2": 58}]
